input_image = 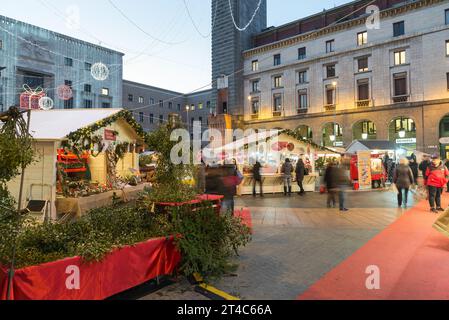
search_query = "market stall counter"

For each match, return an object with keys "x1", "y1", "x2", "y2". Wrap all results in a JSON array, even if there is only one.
[
  {"x1": 56, "y1": 183, "x2": 151, "y2": 218},
  {"x1": 239, "y1": 174, "x2": 318, "y2": 195}
]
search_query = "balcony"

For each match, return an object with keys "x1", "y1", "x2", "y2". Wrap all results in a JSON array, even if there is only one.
[
  {"x1": 356, "y1": 99, "x2": 372, "y2": 108},
  {"x1": 297, "y1": 108, "x2": 308, "y2": 115},
  {"x1": 324, "y1": 104, "x2": 336, "y2": 112},
  {"x1": 251, "y1": 114, "x2": 259, "y2": 120},
  {"x1": 392, "y1": 95, "x2": 409, "y2": 103},
  {"x1": 272, "y1": 111, "x2": 282, "y2": 117}
]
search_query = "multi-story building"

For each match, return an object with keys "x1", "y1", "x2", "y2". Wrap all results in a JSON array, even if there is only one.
[
  {"x1": 122, "y1": 80, "x2": 213, "y2": 133},
  {"x1": 0, "y1": 15, "x2": 123, "y2": 111},
  {"x1": 240, "y1": 0, "x2": 449, "y2": 156}
]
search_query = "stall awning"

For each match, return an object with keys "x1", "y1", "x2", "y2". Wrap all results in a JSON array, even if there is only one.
[{"x1": 346, "y1": 140, "x2": 397, "y2": 154}]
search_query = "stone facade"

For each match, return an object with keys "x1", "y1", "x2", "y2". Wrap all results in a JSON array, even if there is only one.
[
  {"x1": 242, "y1": 0, "x2": 449, "y2": 155},
  {"x1": 0, "y1": 15, "x2": 123, "y2": 111}
]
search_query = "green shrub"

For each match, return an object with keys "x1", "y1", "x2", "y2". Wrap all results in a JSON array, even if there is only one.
[{"x1": 170, "y1": 204, "x2": 251, "y2": 281}]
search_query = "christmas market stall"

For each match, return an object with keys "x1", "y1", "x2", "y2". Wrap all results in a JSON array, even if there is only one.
[
  {"x1": 6, "y1": 108, "x2": 147, "y2": 220},
  {"x1": 210, "y1": 129, "x2": 342, "y2": 194}
]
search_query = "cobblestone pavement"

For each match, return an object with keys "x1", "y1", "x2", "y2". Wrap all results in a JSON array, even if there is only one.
[{"x1": 135, "y1": 190, "x2": 409, "y2": 300}]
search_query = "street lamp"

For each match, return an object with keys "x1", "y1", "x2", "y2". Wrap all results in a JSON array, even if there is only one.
[
  {"x1": 362, "y1": 132, "x2": 368, "y2": 140},
  {"x1": 186, "y1": 105, "x2": 190, "y2": 132}
]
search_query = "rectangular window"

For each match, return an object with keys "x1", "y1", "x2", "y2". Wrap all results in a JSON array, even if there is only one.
[
  {"x1": 394, "y1": 50, "x2": 406, "y2": 65},
  {"x1": 0, "y1": 40, "x2": 3, "y2": 50},
  {"x1": 326, "y1": 40, "x2": 335, "y2": 53},
  {"x1": 198, "y1": 103, "x2": 203, "y2": 109},
  {"x1": 273, "y1": 76, "x2": 282, "y2": 88},
  {"x1": 150, "y1": 114, "x2": 154, "y2": 124},
  {"x1": 64, "y1": 98, "x2": 74, "y2": 109},
  {"x1": 326, "y1": 64, "x2": 336, "y2": 78},
  {"x1": 326, "y1": 86, "x2": 335, "y2": 105},
  {"x1": 447, "y1": 73, "x2": 449, "y2": 90},
  {"x1": 395, "y1": 119, "x2": 415, "y2": 132},
  {"x1": 169, "y1": 102, "x2": 173, "y2": 109},
  {"x1": 273, "y1": 94, "x2": 282, "y2": 113},
  {"x1": 251, "y1": 99, "x2": 260, "y2": 114},
  {"x1": 101, "y1": 88, "x2": 109, "y2": 96},
  {"x1": 128, "y1": 94, "x2": 134, "y2": 102},
  {"x1": 159, "y1": 115, "x2": 164, "y2": 124},
  {"x1": 206, "y1": 101, "x2": 211, "y2": 109},
  {"x1": 139, "y1": 112, "x2": 144, "y2": 123},
  {"x1": 393, "y1": 73, "x2": 408, "y2": 96},
  {"x1": 358, "y1": 57, "x2": 369, "y2": 72},
  {"x1": 139, "y1": 96, "x2": 144, "y2": 104},
  {"x1": 298, "y1": 47, "x2": 306, "y2": 60},
  {"x1": 298, "y1": 70, "x2": 307, "y2": 84},
  {"x1": 393, "y1": 21, "x2": 405, "y2": 37},
  {"x1": 64, "y1": 57, "x2": 73, "y2": 67},
  {"x1": 178, "y1": 104, "x2": 181, "y2": 111},
  {"x1": 357, "y1": 79, "x2": 370, "y2": 101},
  {"x1": 64, "y1": 80, "x2": 72, "y2": 88},
  {"x1": 298, "y1": 89, "x2": 308, "y2": 110},
  {"x1": 199, "y1": 117, "x2": 203, "y2": 124},
  {"x1": 85, "y1": 62, "x2": 92, "y2": 71},
  {"x1": 159, "y1": 100, "x2": 163, "y2": 108},
  {"x1": 252, "y1": 60, "x2": 259, "y2": 71},
  {"x1": 84, "y1": 99, "x2": 93, "y2": 109},
  {"x1": 446, "y1": 40, "x2": 449, "y2": 56},
  {"x1": 274, "y1": 54, "x2": 281, "y2": 66},
  {"x1": 102, "y1": 102, "x2": 111, "y2": 108},
  {"x1": 150, "y1": 98, "x2": 155, "y2": 105},
  {"x1": 357, "y1": 31, "x2": 368, "y2": 46},
  {"x1": 446, "y1": 9, "x2": 449, "y2": 25},
  {"x1": 191, "y1": 104, "x2": 195, "y2": 111},
  {"x1": 84, "y1": 84, "x2": 92, "y2": 93},
  {"x1": 251, "y1": 80, "x2": 260, "y2": 92}
]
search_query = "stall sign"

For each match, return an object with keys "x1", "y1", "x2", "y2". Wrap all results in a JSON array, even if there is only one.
[
  {"x1": 104, "y1": 129, "x2": 117, "y2": 141},
  {"x1": 439, "y1": 137, "x2": 449, "y2": 144},
  {"x1": 396, "y1": 138, "x2": 416, "y2": 144},
  {"x1": 334, "y1": 141, "x2": 344, "y2": 147},
  {"x1": 357, "y1": 151, "x2": 372, "y2": 190}
]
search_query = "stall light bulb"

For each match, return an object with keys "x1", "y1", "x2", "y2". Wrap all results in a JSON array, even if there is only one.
[
  {"x1": 329, "y1": 135, "x2": 336, "y2": 142},
  {"x1": 399, "y1": 130, "x2": 406, "y2": 138},
  {"x1": 362, "y1": 133, "x2": 368, "y2": 140}
]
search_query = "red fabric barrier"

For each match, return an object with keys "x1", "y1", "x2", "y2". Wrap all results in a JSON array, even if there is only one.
[{"x1": 0, "y1": 236, "x2": 180, "y2": 300}]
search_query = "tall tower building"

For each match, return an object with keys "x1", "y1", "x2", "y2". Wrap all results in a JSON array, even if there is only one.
[{"x1": 211, "y1": 0, "x2": 267, "y2": 119}]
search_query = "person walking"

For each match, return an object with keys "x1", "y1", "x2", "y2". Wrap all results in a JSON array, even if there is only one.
[
  {"x1": 393, "y1": 158, "x2": 414, "y2": 208},
  {"x1": 252, "y1": 161, "x2": 263, "y2": 197},
  {"x1": 295, "y1": 158, "x2": 306, "y2": 196},
  {"x1": 324, "y1": 161, "x2": 337, "y2": 208},
  {"x1": 409, "y1": 153, "x2": 419, "y2": 185},
  {"x1": 419, "y1": 155, "x2": 431, "y2": 185},
  {"x1": 281, "y1": 158, "x2": 294, "y2": 196},
  {"x1": 335, "y1": 159, "x2": 351, "y2": 212},
  {"x1": 426, "y1": 154, "x2": 449, "y2": 213}
]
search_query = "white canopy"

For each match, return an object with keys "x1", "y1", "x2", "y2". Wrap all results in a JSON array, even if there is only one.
[{"x1": 25, "y1": 108, "x2": 123, "y2": 141}]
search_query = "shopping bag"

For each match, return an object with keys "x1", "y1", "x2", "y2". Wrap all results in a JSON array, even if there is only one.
[{"x1": 319, "y1": 185, "x2": 327, "y2": 194}]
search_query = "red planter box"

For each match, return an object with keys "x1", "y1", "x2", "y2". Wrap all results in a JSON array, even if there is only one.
[{"x1": 0, "y1": 237, "x2": 180, "y2": 300}]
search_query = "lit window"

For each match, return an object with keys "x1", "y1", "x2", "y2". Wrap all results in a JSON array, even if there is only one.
[
  {"x1": 273, "y1": 76, "x2": 282, "y2": 88},
  {"x1": 273, "y1": 94, "x2": 282, "y2": 113},
  {"x1": 139, "y1": 96, "x2": 144, "y2": 104},
  {"x1": 446, "y1": 40, "x2": 449, "y2": 56},
  {"x1": 198, "y1": 103, "x2": 203, "y2": 109},
  {"x1": 394, "y1": 50, "x2": 406, "y2": 65},
  {"x1": 101, "y1": 88, "x2": 109, "y2": 96},
  {"x1": 252, "y1": 60, "x2": 259, "y2": 71},
  {"x1": 357, "y1": 31, "x2": 368, "y2": 46}
]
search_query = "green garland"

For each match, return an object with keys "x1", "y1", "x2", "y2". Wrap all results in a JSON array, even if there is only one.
[{"x1": 280, "y1": 129, "x2": 342, "y2": 154}]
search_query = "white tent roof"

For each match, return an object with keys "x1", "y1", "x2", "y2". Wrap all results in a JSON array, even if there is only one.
[
  {"x1": 26, "y1": 108, "x2": 123, "y2": 141},
  {"x1": 213, "y1": 130, "x2": 281, "y2": 152}
]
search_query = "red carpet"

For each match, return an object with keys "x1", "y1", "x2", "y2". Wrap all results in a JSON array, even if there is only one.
[
  {"x1": 299, "y1": 195, "x2": 449, "y2": 300},
  {"x1": 234, "y1": 209, "x2": 253, "y2": 231}
]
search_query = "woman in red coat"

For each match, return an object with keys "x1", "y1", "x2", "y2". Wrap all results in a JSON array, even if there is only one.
[{"x1": 426, "y1": 154, "x2": 449, "y2": 213}]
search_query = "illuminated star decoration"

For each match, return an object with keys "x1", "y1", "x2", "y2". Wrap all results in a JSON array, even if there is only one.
[
  {"x1": 57, "y1": 84, "x2": 73, "y2": 101},
  {"x1": 38, "y1": 96, "x2": 54, "y2": 110},
  {"x1": 91, "y1": 62, "x2": 110, "y2": 81}
]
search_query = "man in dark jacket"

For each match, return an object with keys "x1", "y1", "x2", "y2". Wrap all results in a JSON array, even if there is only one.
[
  {"x1": 419, "y1": 155, "x2": 431, "y2": 185},
  {"x1": 408, "y1": 153, "x2": 419, "y2": 185},
  {"x1": 252, "y1": 161, "x2": 263, "y2": 197},
  {"x1": 324, "y1": 162, "x2": 338, "y2": 208},
  {"x1": 295, "y1": 158, "x2": 306, "y2": 196}
]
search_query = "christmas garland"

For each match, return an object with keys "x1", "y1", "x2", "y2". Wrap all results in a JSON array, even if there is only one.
[{"x1": 280, "y1": 129, "x2": 342, "y2": 154}]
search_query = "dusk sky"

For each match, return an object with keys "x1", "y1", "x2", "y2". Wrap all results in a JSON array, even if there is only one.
[{"x1": 1, "y1": 0, "x2": 349, "y2": 93}]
